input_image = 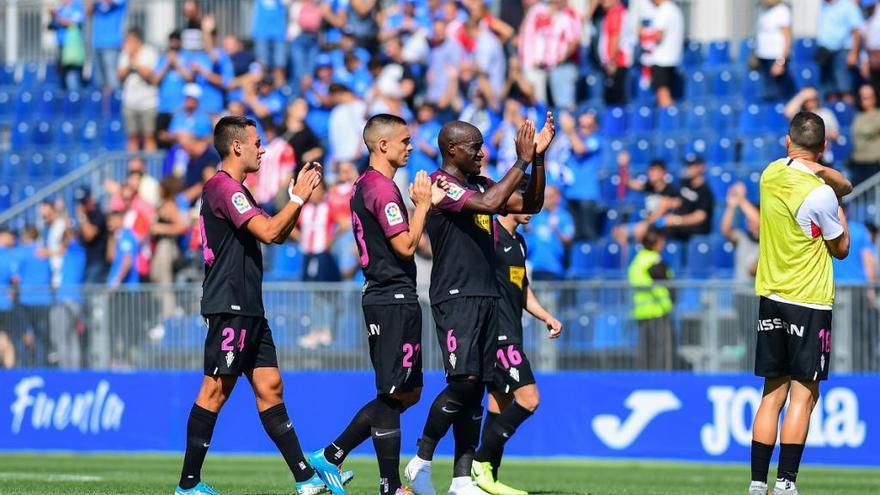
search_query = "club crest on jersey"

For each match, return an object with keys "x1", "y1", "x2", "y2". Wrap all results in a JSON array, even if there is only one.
[
  {"x1": 225, "y1": 351, "x2": 235, "y2": 368},
  {"x1": 446, "y1": 183, "x2": 466, "y2": 201},
  {"x1": 231, "y1": 192, "x2": 252, "y2": 214},
  {"x1": 475, "y1": 214, "x2": 491, "y2": 233},
  {"x1": 384, "y1": 202, "x2": 404, "y2": 226},
  {"x1": 509, "y1": 266, "x2": 525, "y2": 289}
]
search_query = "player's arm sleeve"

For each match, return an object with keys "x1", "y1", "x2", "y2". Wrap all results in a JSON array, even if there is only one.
[
  {"x1": 802, "y1": 185, "x2": 845, "y2": 240},
  {"x1": 434, "y1": 175, "x2": 476, "y2": 213},
  {"x1": 210, "y1": 183, "x2": 265, "y2": 230},
  {"x1": 366, "y1": 186, "x2": 410, "y2": 239}
]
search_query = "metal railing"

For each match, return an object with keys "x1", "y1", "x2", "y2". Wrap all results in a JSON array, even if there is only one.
[
  {"x1": 3, "y1": 280, "x2": 878, "y2": 373},
  {"x1": 844, "y1": 169, "x2": 880, "y2": 227}
]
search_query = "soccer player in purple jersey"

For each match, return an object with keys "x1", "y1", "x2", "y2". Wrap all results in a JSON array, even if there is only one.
[
  {"x1": 175, "y1": 116, "x2": 340, "y2": 495},
  {"x1": 405, "y1": 114, "x2": 556, "y2": 495},
  {"x1": 306, "y1": 114, "x2": 446, "y2": 495}
]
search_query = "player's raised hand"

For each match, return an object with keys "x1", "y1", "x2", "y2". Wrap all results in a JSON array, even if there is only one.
[
  {"x1": 515, "y1": 120, "x2": 536, "y2": 163},
  {"x1": 535, "y1": 111, "x2": 556, "y2": 154},
  {"x1": 431, "y1": 176, "x2": 451, "y2": 206},
  {"x1": 291, "y1": 161, "x2": 323, "y2": 201},
  {"x1": 409, "y1": 170, "x2": 432, "y2": 208},
  {"x1": 546, "y1": 316, "x2": 563, "y2": 339}
]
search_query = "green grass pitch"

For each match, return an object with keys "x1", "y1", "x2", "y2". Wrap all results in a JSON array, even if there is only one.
[{"x1": 0, "y1": 453, "x2": 878, "y2": 494}]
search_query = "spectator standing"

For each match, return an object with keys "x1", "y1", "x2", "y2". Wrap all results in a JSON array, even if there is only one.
[
  {"x1": 518, "y1": 0, "x2": 581, "y2": 108},
  {"x1": 628, "y1": 226, "x2": 674, "y2": 370},
  {"x1": 179, "y1": 0, "x2": 204, "y2": 51},
  {"x1": 327, "y1": 84, "x2": 368, "y2": 167},
  {"x1": 39, "y1": 199, "x2": 67, "y2": 288},
  {"x1": 408, "y1": 103, "x2": 442, "y2": 178},
  {"x1": 150, "y1": 177, "x2": 188, "y2": 318},
  {"x1": 289, "y1": 0, "x2": 323, "y2": 86},
  {"x1": 526, "y1": 185, "x2": 575, "y2": 281},
  {"x1": 14, "y1": 227, "x2": 53, "y2": 367},
  {"x1": 176, "y1": 132, "x2": 221, "y2": 203},
  {"x1": 169, "y1": 83, "x2": 214, "y2": 140},
  {"x1": 754, "y1": 0, "x2": 794, "y2": 102},
  {"x1": 562, "y1": 112, "x2": 603, "y2": 241},
  {"x1": 152, "y1": 31, "x2": 186, "y2": 148},
  {"x1": 598, "y1": 0, "x2": 635, "y2": 106},
  {"x1": 816, "y1": 0, "x2": 864, "y2": 103},
  {"x1": 343, "y1": 0, "x2": 381, "y2": 55},
  {"x1": 118, "y1": 28, "x2": 159, "y2": 152},
  {"x1": 501, "y1": 54, "x2": 537, "y2": 106},
  {"x1": 244, "y1": 75, "x2": 286, "y2": 125},
  {"x1": 0, "y1": 229, "x2": 17, "y2": 369},
  {"x1": 850, "y1": 84, "x2": 880, "y2": 185},
  {"x1": 641, "y1": 0, "x2": 684, "y2": 108},
  {"x1": 51, "y1": 229, "x2": 86, "y2": 369},
  {"x1": 493, "y1": 99, "x2": 527, "y2": 175},
  {"x1": 282, "y1": 98, "x2": 324, "y2": 167},
  {"x1": 861, "y1": 0, "x2": 880, "y2": 95},
  {"x1": 633, "y1": 156, "x2": 714, "y2": 243},
  {"x1": 784, "y1": 87, "x2": 841, "y2": 163},
  {"x1": 88, "y1": 0, "x2": 127, "y2": 92},
  {"x1": 105, "y1": 209, "x2": 140, "y2": 365},
  {"x1": 425, "y1": 18, "x2": 465, "y2": 121},
  {"x1": 74, "y1": 186, "x2": 109, "y2": 284},
  {"x1": 50, "y1": 0, "x2": 87, "y2": 91},
  {"x1": 251, "y1": 0, "x2": 288, "y2": 87},
  {"x1": 626, "y1": 157, "x2": 679, "y2": 216}
]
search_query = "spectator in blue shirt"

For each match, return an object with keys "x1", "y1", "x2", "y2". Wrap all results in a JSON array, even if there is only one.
[
  {"x1": 50, "y1": 0, "x2": 86, "y2": 91},
  {"x1": 334, "y1": 52, "x2": 373, "y2": 97},
  {"x1": 244, "y1": 75, "x2": 286, "y2": 125},
  {"x1": 834, "y1": 219, "x2": 876, "y2": 283},
  {"x1": 408, "y1": 103, "x2": 442, "y2": 177},
  {"x1": 0, "y1": 228, "x2": 16, "y2": 368},
  {"x1": 817, "y1": 0, "x2": 864, "y2": 103},
  {"x1": 251, "y1": 0, "x2": 288, "y2": 86},
  {"x1": 13, "y1": 226, "x2": 53, "y2": 367},
  {"x1": 106, "y1": 210, "x2": 141, "y2": 365},
  {"x1": 562, "y1": 111, "x2": 602, "y2": 241},
  {"x1": 51, "y1": 229, "x2": 86, "y2": 369},
  {"x1": 152, "y1": 31, "x2": 187, "y2": 148},
  {"x1": 88, "y1": 0, "x2": 127, "y2": 91},
  {"x1": 169, "y1": 83, "x2": 214, "y2": 140},
  {"x1": 526, "y1": 186, "x2": 575, "y2": 280},
  {"x1": 106, "y1": 211, "x2": 140, "y2": 288}
]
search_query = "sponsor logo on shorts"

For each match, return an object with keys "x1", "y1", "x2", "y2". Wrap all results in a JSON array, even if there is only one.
[
  {"x1": 225, "y1": 351, "x2": 235, "y2": 368},
  {"x1": 384, "y1": 202, "x2": 404, "y2": 226},
  {"x1": 231, "y1": 192, "x2": 252, "y2": 214},
  {"x1": 757, "y1": 318, "x2": 804, "y2": 337},
  {"x1": 510, "y1": 367, "x2": 520, "y2": 382},
  {"x1": 449, "y1": 352, "x2": 457, "y2": 368},
  {"x1": 369, "y1": 324, "x2": 381, "y2": 336}
]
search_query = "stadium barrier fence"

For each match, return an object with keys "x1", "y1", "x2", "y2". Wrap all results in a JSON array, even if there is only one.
[{"x1": 4, "y1": 281, "x2": 880, "y2": 373}]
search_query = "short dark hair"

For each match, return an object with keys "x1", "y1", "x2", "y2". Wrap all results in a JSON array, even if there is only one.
[
  {"x1": 328, "y1": 83, "x2": 351, "y2": 95},
  {"x1": 127, "y1": 27, "x2": 143, "y2": 41},
  {"x1": 789, "y1": 111, "x2": 826, "y2": 153},
  {"x1": 649, "y1": 159, "x2": 667, "y2": 170},
  {"x1": 363, "y1": 113, "x2": 407, "y2": 152},
  {"x1": 213, "y1": 115, "x2": 256, "y2": 158},
  {"x1": 643, "y1": 225, "x2": 665, "y2": 250}
]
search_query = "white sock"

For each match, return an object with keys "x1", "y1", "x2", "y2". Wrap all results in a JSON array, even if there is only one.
[
  {"x1": 750, "y1": 481, "x2": 767, "y2": 488},
  {"x1": 776, "y1": 478, "x2": 796, "y2": 490},
  {"x1": 413, "y1": 455, "x2": 432, "y2": 467},
  {"x1": 450, "y1": 477, "x2": 472, "y2": 489}
]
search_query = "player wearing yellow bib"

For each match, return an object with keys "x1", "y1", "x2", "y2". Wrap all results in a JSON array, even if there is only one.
[{"x1": 749, "y1": 112, "x2": 853, "y2": 495}]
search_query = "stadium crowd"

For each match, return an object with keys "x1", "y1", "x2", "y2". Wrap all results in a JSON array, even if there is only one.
[{"x1": 2, "y1": 0, "x2": 880, "y2": 367}]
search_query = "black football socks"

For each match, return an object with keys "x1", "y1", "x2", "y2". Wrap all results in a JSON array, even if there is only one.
[
  {"x1": 475, "y1": 402, "x2": 533, "y2": 469},
  {"x1": 452, "y1": 401, "x2": 483, "y2": 477},
  {"x1": 179, "y1": 404, "x2": 218, "y2": 489},
  {"x1": 259, "y1": 403, "x2": 315, "y2": 482},
  {"x1": 371, "y1": 397, "x2": 404, "y2": 495},
  {"x1": 777, "y1": 443, "x2": 805, "y2": 483},
  {"x1": 416, "y1": 386, "x2": 463, "y2": 460},
  {"x1": 751, "y1": 440, "x2": 775, "y2": 483},
  {"x1": 481, "y1": 411, "x2": 502, "y2": 478},
  {"x1": 324, "y1": 400, "x2": 376, "y2": 465}
]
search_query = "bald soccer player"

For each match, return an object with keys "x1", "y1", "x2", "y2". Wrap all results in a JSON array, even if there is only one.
[{"x1": 405, "y1": 114, "x2": 556, "y2": 495}]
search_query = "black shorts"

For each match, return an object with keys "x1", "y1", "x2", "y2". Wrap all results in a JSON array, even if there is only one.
[
  {"x1": 203, "y1": 313, "x2": 278, "y2": 376},
  {"x1": 491, "y1": 343, "x2": 536, "y2": 394},
  {"x1": 431, "y1": 296, "x2": 498, "y2": 382},
  {"x1": 755, "y1": 297, "x2": 833, "y2": 381},
  {"x1": 651, "y1": 65, "x2": 678, "y2": 90},
  {"x1": 363, "y1": 303, "x2": 424, "y2": 394}
]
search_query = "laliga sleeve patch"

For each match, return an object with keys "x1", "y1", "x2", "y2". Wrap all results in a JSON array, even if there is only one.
[
  {"x1": 446, "y1": 183, "x2": 465, "y2": 201},
  {"x1": 231, "y1": 191, "x2": 253, "y2": 214},
  {"x1": 385, "y1": 202, "x2": 404, "y2": 226}
]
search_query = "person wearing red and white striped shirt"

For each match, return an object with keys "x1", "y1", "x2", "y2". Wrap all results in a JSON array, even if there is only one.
[
  {"x1": 517, "y1": 0, "x2": 581, "y2": 108},
  {"x1": 296, "y1": 180, "x2": 342, "y2": 282},
  {"x1": 245, "y1": 120, "x2": 296, "y2": 214},
  {"x1": 599, "y1": 0, "x2": 635, "y2": 105}
]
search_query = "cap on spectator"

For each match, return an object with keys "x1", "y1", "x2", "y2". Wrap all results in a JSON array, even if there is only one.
[
  {"x1": 685, "y1": 154, "x2": 705, "y2": 166},
  {"x1": 183, "y1": 83, "x2": 202, "y2": 100},
  {"x1": 315, "y1": 54, "x2": 333, "y2": 69},
  {"x1": 74, "y1": 186, "x2": 91, "y2": 203}
]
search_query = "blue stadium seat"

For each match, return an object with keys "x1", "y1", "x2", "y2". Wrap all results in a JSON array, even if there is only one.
[
  {"x1": 761, "y1": 103, "x2": 788, "y2": 132},
  {"x1": 79, "y1": 119, "x2": 100, "y2": 147},
  {"x1": 55, "y1": 119, "x2": 77, "y2": 147},
  {"x1": 654, "y1": 136, "x2": 680, "y2": 165},
  {"x1": 15, "y1": 91, "x2": 34, "y2": 119},
  {"x1": 109, "y1": 90, "x2": 123, "y2": 116},
  {"x1": 685, "y1": 236, "x2": 714, "y2": 278},
  {"x1": 712, "y1": 236, "x2": 735, "y2": 276},
  {"x1": 708, "y1": 136, "x2": 735, "y2": 164},
  {"x1": 832, "y1": 101, "x2": 856, "y2": 128},
  {"x1": 741, "y1": 169, "x2": 762, "y2": 205},
  {"x1": 598, "y1": 240, "x2": 626, "y2": 279},
  {"x1": 793, "y1": 38, "x2": 816, "y2": 64},
  {"x1": 657, "y1": 106, "x2": 682, "y2": 131},
  {"x1": 628, "y1": 138, "x2": 653, "y2": 169},
  {"x1": 661, "y1": 240, "x2": 685, "y2": 274},
  {"x1": 36, "y1": 90, "x2": 57, "y2": 117},
  {"x1": 712, "y1": 103, "x2": 736, "y2": 131},
  {"x1": 711, "y1": 69, "x2": 737, "y2": 97},
  {"x1": 29, "y1": 152, "x2": 50, "y2": 179},
  {"x1": 738, "y1": 104, "x2": 763, "y2": 134},
  {"x1": 84, "y1": 90, "x2": 104, "y2": 118},
  {"x1": 266, "y1": 244, "x2": 303, "y2": 281},
  {"x1": 102, "y1": 119, "x2": 127, "y2": 149},
  {"x1": 31, "y1": 120, "x2": 53, "y2": 147},
  {"x1": 741, "y1": 70, "x2": 763, "y2": 101},
  {"x1": 0, "y1": 91, "x2": 11, "y2": 121},
  {"x1": 62, "y1": 91, "x2": 84, "y2": 118},
  {"x1": 603, "y1": 106, "x2": 627, "y2": 137},
  {"x1": 683, "y1": 40, "x2": 703, "y2": 68},
  {"x1": 1, "y1": 153, "x2": 23, "y2": 179},
  {"x1": 11, "y1": 121, "x2": 31, "y2": 149},
  {"x1": 629, "y1": 105, "x2": 654, "y2": 135},
  {"x1": 585, "y1": 73, "x2": 602, "y2": 101},
  {"x1": 43, "y1": 64, "x2": 60, "y2": 88},
  {"x1": 684, "y1": 70, "x2": 709, "y2": 100},
  {"x1": 567, "y1": 241, "x2": 600, "y2": 279},
  {"x1": 706, "y1": 41, "x2": 731, "y2": 67},
  {"x1": 685, "y1": 104, "x2": 710, "y2": 131},
  {"x1": 599, "y1": 173, "x2": 621, "y2": 205},
  {"x1": 741, "y1": 135, "x2": 772, "y2": 163},
  {"x1": 20, "y1": 63, "x2": 40, "y2": 87},
  {"x1": 0, "y1": 183, "x2": 10, "y2": 210},
  {"x1": 833, "y1": 134, "x2": 853, "y2": 163},
  {"x1": 600, "y1": 138, "x2": 627, "y2": 172},
  {"x1": 707, "y1": 166, "x2": 734, "y2": 199},
  {"x1": 791, "y1": 64, "x2": 817, "y2": 91},
  {"x1": 738, "y1": 38, "x2": 756, "y2": 65},
  {"x1": 685, "y1": 134, "x2": 710, "y2": 162},
  {"x1": 52, "y1": 152, "x2": 71, "y2": 176},
  {"x1": 0, "y1": 65, "x2": 14, "y2": 85},
  {"x1": 591, "y1": 313, "x2": 636, "y2": 349}
]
